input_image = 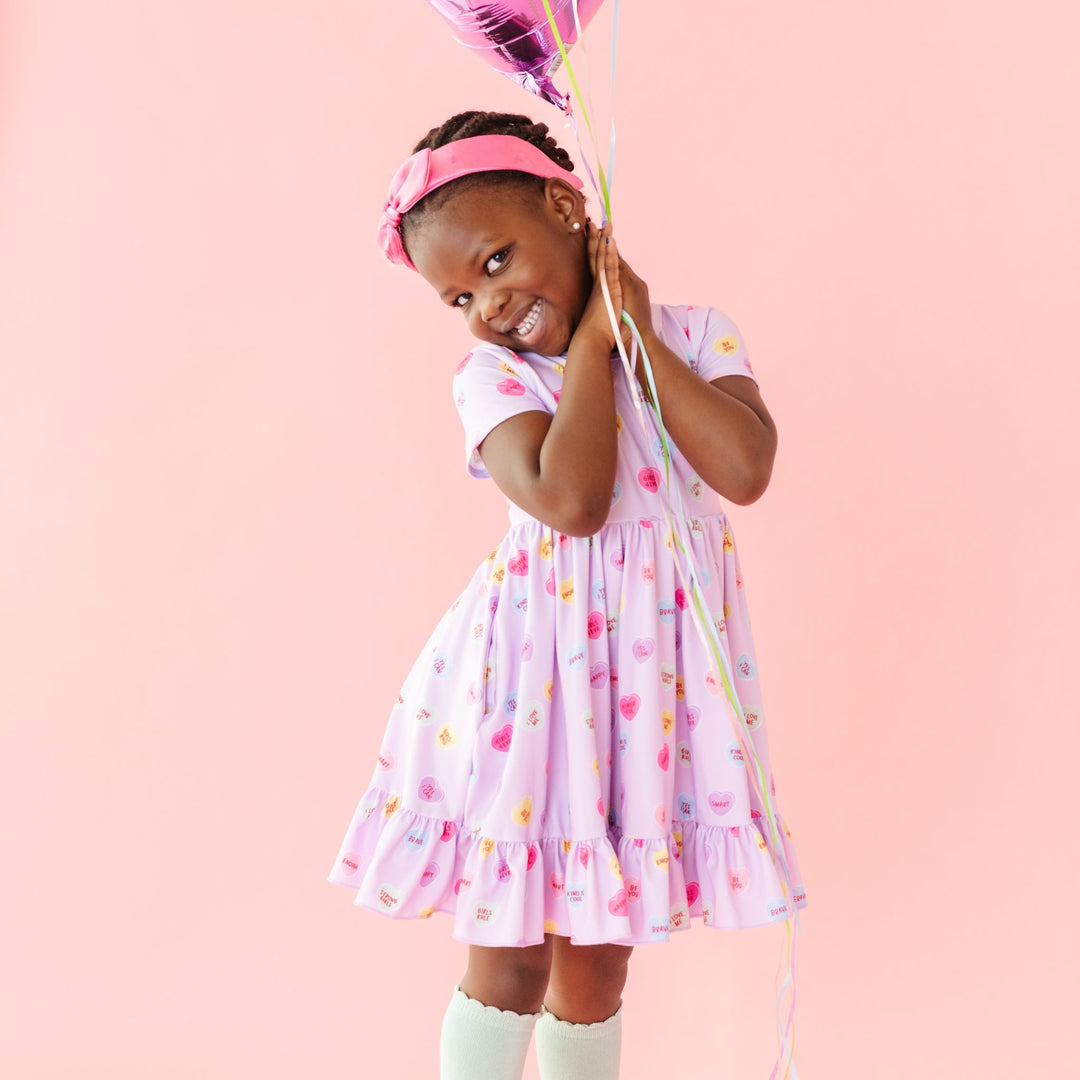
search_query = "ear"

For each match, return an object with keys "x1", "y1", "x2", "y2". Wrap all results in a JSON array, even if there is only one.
[{"x1": 543, "y1": 177, "x2": 585, "y2": 226}]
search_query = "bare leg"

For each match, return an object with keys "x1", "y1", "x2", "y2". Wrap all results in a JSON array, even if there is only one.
[
  {"x1": 544, "y1": 939, "x2": 633, "y2": 1022},
  {"x1": 458, "y1": 936, "x2": 554, "y2": 1013}
]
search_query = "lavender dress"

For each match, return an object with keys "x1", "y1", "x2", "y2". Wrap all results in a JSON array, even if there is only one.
[{"x1": 327, "y1": 302, "x2": 808, "y2": 945}]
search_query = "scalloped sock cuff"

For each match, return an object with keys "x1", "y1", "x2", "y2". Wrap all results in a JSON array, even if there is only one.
[
  {"x1": 439, "y1": 985, "x2": 541, "y2": 1080},
  {"x1": 535, "y1": 1002, "x2": 623, "y2": 1080}
]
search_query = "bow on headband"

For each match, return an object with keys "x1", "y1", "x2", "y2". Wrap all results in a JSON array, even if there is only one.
[
  {"x1": 377, "y1": 150, "x2": 434, "y2": 271},
  {"x1": 376, "y1": 134, "x2": 586, "y2": 271}
]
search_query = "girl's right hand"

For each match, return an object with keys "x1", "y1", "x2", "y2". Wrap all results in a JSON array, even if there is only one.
[{"x1": 571, "y1": 220, "x2": 624, "y2": 354}]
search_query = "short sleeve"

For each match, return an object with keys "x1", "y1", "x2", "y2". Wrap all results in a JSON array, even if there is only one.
[
  {"x1": 451, "y1": 346, "x2": 550, "y2": 479},
  {"x1": 684, "y1": 305, "x2": 759, "y2": 386}
]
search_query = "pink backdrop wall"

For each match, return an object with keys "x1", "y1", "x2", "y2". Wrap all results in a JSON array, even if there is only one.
[{"x1": 2, "y1": 2, "x2": 1077, "y2": 1076}]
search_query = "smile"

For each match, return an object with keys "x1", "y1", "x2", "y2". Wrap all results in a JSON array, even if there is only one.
[{"x1": 512, "y1": 299, "x2": 542, "y2": 337}]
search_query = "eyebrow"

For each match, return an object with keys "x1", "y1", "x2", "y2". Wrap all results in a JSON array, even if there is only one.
[{"x1": 438, "y1": 237, "x2": 502, "y2": 300}]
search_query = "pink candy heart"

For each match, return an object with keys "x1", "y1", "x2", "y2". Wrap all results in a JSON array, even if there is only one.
[
  {"x1": 708, "y1": 791, "x2": 735, "y2": 816},
  {"x1": 508, "y1": 550, "x2": 529, "y2": 575},
  {"x1": 728, "y1": 868, "x2": 750, "y2": 895},
  {"x1": 632, "y1": 637, "x2": 655, "y2": 662},
  {"x1": 491, "y1": 725, "x2": 513, "y2": 752},
  {"x1": 418, "y1": 776, "x2": 445, "y2": 802},
  {"x1": 637, "y1": 466, "x2": 661, "y2": 493},
  {"x1": 607, "y1": 889, "x2": 629, "y2": 916},
  {"x1": 497, "y1": 378, "x2": 525, "y2": 396},
  {"x1": 657, "y1": 744, "x2": 670, "y2": 771},
  {"x1": 619, "y1": 693, "x2": 641, "y2": 720}
]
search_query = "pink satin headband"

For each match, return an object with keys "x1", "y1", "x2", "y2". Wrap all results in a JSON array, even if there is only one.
[{"x1": 377, "y1": 133, "x2": 585, "y2": 270}]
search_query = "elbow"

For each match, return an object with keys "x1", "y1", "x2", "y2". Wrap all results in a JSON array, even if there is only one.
[
  {"x1": 735, "y1": 429, "x2": 777, "y2": 505},
  {"x1": 547, "y1": 488, "x2": 612, "y2": 537},
  {"x1": 726, "y1": 457, "x2": 774, "y2": 506},
  {"x1": 737, "y1": 464, "x2": 772, "y2": 505},
  {"x1": 556, "y1": 501, "x2": 609, "y2": 537}
]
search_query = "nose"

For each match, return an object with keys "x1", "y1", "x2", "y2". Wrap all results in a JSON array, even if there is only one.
[{"x1": 477, "y1": 287, "x2": 509, "y2": 326}]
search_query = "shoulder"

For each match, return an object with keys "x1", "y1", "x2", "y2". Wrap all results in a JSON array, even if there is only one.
[
  {"x1": 452, "y1": 343, "x2": 543, "y2": 404},
  {"x1": 649, "y1": 302, "x2": 756, "y2": 383},
  {"x1": 648, "y1": 302, "x2": 739, "y2": 341},
  {"x1": 452, "y1": 343, "x2": 530, "y2": 384}
]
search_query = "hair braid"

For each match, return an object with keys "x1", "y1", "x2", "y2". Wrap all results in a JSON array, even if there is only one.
[{"x1": 411, "y1": 110, "x2": 575, "y2": 172}]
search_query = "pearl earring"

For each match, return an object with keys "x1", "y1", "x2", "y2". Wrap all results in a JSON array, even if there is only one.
[{"x1": 572, "y1": 221, "x2": 581, "y2": 231}]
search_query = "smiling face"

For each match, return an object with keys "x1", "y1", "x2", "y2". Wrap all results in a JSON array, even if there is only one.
[{"x1": 405, "y1": 177, "x2": 592, "y2": 357}]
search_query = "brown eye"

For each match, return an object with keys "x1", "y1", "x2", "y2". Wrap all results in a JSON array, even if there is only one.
[
  {"x1": 485, "y1": 249, "x2": 509, "y2": 273},
  {"x1": 453, "y1": 294, "x2": 471, "y2": 308}
]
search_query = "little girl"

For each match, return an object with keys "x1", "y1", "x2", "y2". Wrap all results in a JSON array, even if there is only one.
[{"x1": 328, "y1": 110, "x2": 808, "y2": 1080}]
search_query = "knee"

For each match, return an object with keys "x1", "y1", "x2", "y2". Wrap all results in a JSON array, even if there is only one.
[
  {"x1": 548, "y1": 943, "x2": 632, "y2": 1014},
  {"x1": 583, "y1": 944, "x2": 632, "y2": 994},
  {"x1": 501, "y1": 948, "x2": 553, "y2": 998},
  {"x1": 461, "y1": 941, "x2": 552, "y2": 1014}
]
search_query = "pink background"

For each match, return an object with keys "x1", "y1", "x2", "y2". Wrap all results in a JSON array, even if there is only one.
[{"x1": 2, "y1": 1, "x2": 1077, "y2": 1076}]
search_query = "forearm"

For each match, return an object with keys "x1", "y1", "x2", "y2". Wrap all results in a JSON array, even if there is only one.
[
  {"x1": 536, "y1": 329, "x2": 618, "y2": 531},
  {"x1": 636, "y1": 331, "x2": 774, "y2": 503}
]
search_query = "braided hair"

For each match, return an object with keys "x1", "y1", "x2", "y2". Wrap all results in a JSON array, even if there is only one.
[{"x1": 398, "y1": 111, "x2": 576, "y2": 261}]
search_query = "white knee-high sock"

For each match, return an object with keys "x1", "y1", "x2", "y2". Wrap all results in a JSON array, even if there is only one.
[
  {"x1": 439, "y1": 985, "x2": 541, "y2": 1080},
  {"x1": 535, "y1": 1002, "x2": 623, "y2": 1080}
]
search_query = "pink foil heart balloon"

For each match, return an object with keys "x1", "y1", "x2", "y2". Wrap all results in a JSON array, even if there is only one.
[{"x1": 424, "y1": 0, "x2": 607, "y2": 111}]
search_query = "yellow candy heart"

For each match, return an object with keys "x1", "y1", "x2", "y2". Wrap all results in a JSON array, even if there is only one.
[
  {"x1": 480, "y1": 837, "x2": 496, "y2": 858},
  {"x1": 713, "y1": 333, "x2": 739, "y2": 356},
  {"x1": 383, "y1": 795, "x2": 401, "y2": 817},
  {"x1": 513, "y1": 797, "x2": 533, "y2": 826},
  {"x1": 559, "y1": 578, "x2": 574, "y2": 603},
  {"x1": 661, "y1": 710, "x2": 674, "y2": 736},
  {"x1": 436, "y1": 723, "x2": 458, "y2": 749}
]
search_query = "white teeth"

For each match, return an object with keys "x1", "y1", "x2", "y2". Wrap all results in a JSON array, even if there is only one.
[{"x1": 514, "y1": 299, "x2": 542, "y2": 336}]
